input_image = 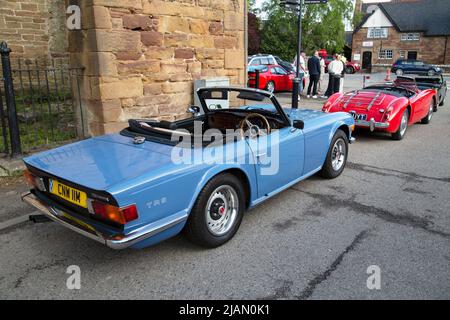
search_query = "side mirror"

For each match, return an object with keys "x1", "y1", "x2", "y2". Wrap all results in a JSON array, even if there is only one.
[
  {"x1": 187, "y1": 105, "x2": 200, "y2": 115},
  {"x1": 293, "y1": 120, "x2": 304, "y2": 130}
]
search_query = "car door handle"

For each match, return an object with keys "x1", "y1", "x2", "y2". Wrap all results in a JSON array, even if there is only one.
[{"x1": 256, "y1": 153, "x2": 267, "y2": 158}]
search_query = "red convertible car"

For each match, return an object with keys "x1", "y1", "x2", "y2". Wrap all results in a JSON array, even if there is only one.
[
  {"x1": 322, "y1": 77, "x2": 437, "y2": 140},
  {"x1": 248, "y1": 65, "x2": 305, "y2": 93}
]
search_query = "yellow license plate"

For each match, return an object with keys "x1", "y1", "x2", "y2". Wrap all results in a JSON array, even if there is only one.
[{"x1": 49, "y1": 179, "x2": 87, "y2": 208}]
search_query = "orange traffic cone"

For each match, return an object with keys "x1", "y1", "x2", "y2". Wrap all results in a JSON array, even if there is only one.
[{"x1": 385, "y1": 68, "x2": 391, "y2": 81}]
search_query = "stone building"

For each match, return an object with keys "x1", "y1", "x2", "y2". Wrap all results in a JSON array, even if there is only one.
[
  {"x1": 68, "y1": 0, "x2": 247, "y2": 136},
  {"x1": 352, "y1": 0, "x2": 450, "y2": 71},
  {"x1": 0, "y1": 0, "x2": 68, "y2": 60},
  {"x1": 0, "y1": 1, "x2": 247, "y2": 137}
]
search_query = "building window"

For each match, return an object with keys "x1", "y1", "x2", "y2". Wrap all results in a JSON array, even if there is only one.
[
  {"x1": 367, "y1": 27, "x2": 388, "y2": 39},
  {"x1": 401, "y1": 33, "x2": 420, "y2": 41},
  {"x1": 379, "y1": 49, "x2": 393, "y2": 60}
]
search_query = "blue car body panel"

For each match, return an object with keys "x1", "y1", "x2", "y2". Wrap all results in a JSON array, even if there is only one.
[{"x1": 23, "y1": 104, "x2": 354, "y2": 249}]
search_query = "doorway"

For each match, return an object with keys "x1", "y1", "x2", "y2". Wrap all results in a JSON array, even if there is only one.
[
  {"x1": 408, "y1": 51, "x2": 418, "y2": 60},
  {"x1": 362, "y1": 51, "x2": 372, "y2": 69}
]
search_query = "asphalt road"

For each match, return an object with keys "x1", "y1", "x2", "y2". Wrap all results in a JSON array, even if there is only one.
[{"x1": 0, "y1": 73, "x2": 449, "y2": 300}]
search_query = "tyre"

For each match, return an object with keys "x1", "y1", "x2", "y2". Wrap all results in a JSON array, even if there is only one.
[
  {"x1": 185, "y1": 173, "x2": 245, "y2": 248},
  {"x1": 392, "y1": 109, "x2": 409, "y2": 140},
  {"x1": 396, "y1": 69, "x2": 404, "y2": 76},
  {"x1": 320, "y1": 130, "x2": 348, "y2": 179},
  {"x1": 421, "y1": 100, "x2": 434, "y2": 124},
  {"x1": 266, "y1": 81, "x2": 275, "y2": 93},
  {"x1": 428, "y1": 69, "x2": 435, "y2": 76},
  {"x1": 345, "y1": 66, "x2": 355, "y2": 74}
]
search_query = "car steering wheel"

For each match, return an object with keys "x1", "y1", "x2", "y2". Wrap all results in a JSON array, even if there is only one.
[{"x1": 240, "y1": 113, "x2": 271, "y2": 138}]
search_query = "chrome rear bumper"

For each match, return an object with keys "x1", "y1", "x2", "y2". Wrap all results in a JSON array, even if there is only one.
[
  {"x1": 22, "y1": 192, "x2": 187, "y2": 250},
  {"x1": 355, "y1": 118, "x2": 390, "y2": 132}
]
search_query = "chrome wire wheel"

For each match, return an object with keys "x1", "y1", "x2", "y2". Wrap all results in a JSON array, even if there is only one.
[
  {"x1": 205, "y1": 185, "x2": 239, "y2": 236},
  {"x1": 400, "y1": 111, "x2": 408, "y2": 137},
  {"x1": 331, "y1": 138, "x2": 346, "y2": 171}
]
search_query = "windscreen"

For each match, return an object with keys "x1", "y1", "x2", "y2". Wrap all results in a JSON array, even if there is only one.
[{"x1": 199, "y1": 89, "x2": 280, "y2": 115}]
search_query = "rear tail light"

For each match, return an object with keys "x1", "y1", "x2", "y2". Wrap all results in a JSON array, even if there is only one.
[
  {"x1": 89, "y1": 200, "x2": 138, "y2": 225},
  {"x1": 382, "y1": 106, "x2": 393, "y2": 122},
  {"x1": 24, "y1": 170, "x2": 36, "y2": 188},
  {"x1": 23, "y1": 170, "x2": 46, "y2": 191}
]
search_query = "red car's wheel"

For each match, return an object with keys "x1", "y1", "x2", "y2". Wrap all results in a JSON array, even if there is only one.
[
  {"x1": 345, "y1": 66, "x2": 355, "y2": 74},
  {"x1": 392, "y1": 109, "x2": 409, "y2": 140},
  {"x1": 421, "y1": 100, "x2": 434, "y2": 124},
  {"x1": 266, "y1": 81, "x2": 275, "y2": 93}
]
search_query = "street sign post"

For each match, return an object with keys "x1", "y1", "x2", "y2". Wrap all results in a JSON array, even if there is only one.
[{"x1": 280, "y1": 0, "x2": 328, "y2": 109}]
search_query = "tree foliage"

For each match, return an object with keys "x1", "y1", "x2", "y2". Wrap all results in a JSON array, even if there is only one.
[
  {"x1": 248, "y1": 12, "x2": 262, "y2": 55},
  {"x1": 259, "y1": 0, "x2": 354, "y2": 61}
]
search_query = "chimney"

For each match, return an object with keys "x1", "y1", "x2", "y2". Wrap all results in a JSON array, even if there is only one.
[{"x1": 355, "y1": 0, "x2": 363, "y2": 12}]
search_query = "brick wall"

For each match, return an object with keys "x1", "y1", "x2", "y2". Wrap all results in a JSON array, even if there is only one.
[
  {"x1": 352, "y1": 27, "x2": 450, "y2": 70},
  {"x1": 69, "y1": 0, "x2": 246, "y2": 136},
  {"x1": 0, "y1": 0, "x2": 68, "y2": 60}
]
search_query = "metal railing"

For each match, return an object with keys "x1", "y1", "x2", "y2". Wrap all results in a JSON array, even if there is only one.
[{"x1": 0, "y1": 42, "x2": 85, "y2": 157}]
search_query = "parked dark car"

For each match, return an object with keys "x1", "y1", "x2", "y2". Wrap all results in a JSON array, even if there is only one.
[
  {"x1": 405, "y1": 74, "x2": 447, "y2": 107},
  {"x1": 273, "y1": 56, "x2": 295, "y2": 74},
  {"x1": 391, "y1": 59, "x2": 442, "y2": 76}
]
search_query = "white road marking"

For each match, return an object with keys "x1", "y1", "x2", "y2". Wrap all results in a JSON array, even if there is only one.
[{"x1": 0, "y1": 214, "x2": 31, "y2": 231}]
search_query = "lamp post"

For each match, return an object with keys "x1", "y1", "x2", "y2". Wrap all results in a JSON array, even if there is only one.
[
  {"x1": 280, "y1": 0, "x2": 328, "y2": 109},
  {"x1": 280, "y1": 0, "x2": 303, "y2": 109}
]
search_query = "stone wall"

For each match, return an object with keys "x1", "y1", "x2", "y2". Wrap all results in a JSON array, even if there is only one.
[
  {"x1": 0, "y1": 0, "x2": 68, "y2": 60},
  {"x1": 352, "y1": 27, "x2": 450, "y2": 69},
  {"x1": 69, "y1": 0, "x2": 247, "y2": 136}
]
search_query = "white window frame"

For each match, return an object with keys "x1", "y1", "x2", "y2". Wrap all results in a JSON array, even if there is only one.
[
  {"x1": 378, "y1": 49, "x2": 393, "y2": 60},
  {"x1": 401, "y1": 33, "x2": 420, "y2": 41},
  {"x1": 367, "y1": 27, "x2": 389, "y2": 39}
]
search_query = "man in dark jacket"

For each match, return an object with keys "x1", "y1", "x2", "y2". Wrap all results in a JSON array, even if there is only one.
[{"x1": 307, "y1": 51, "x2": 321, "y2": 98}]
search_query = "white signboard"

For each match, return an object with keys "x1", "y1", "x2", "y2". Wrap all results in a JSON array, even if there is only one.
[
  {"x1": 362, "y1": 41, "x2": 373, "y2": 47},
  {"x1": 353, "y1": 54, "x2": 361, "y2": 61}
]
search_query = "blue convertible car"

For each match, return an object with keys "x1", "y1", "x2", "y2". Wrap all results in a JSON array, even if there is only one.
[{"x1": 22, "y1": 87, "x2": 355, "y2": 249}]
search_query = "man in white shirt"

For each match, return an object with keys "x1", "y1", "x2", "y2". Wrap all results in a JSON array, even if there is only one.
[{"x1": 323, "y1": 55, "x2": 343, "y2": 98}]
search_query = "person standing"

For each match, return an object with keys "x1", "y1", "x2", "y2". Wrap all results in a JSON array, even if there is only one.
[
  {"x1": 323, "y1": 55, "x2": 344, "y2": 98},
  {"x1": 307, "y1": 51, "x2": 321, "y2": 98},
  {"x1": 293, "y1": 51, "x2": 307, "y2": 100},
  {"x1": 318, "y1": 56, "x2": 326, "y2": 94}
]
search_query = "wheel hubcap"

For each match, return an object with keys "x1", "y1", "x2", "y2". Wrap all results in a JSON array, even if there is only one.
[
  {"x1": 206, "y1": 185, "x2": 239, "y2": 236},
  {"x1": 428, "y1": 103, "x2": 433, "y2": 120},
  {"x1": 331, "y1": 138, "x2": 346, "y2": 171},
  {"x1": 267, "y1": 82, "x2": 274, "y2": 93},
  {"x1": 400, "y1": 112, "x2": 408, "y2": 136}
]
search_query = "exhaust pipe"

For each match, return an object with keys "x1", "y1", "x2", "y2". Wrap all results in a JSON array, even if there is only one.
[{"x1": 29, "y1": 214, "x2": 52, "y2": 224}]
